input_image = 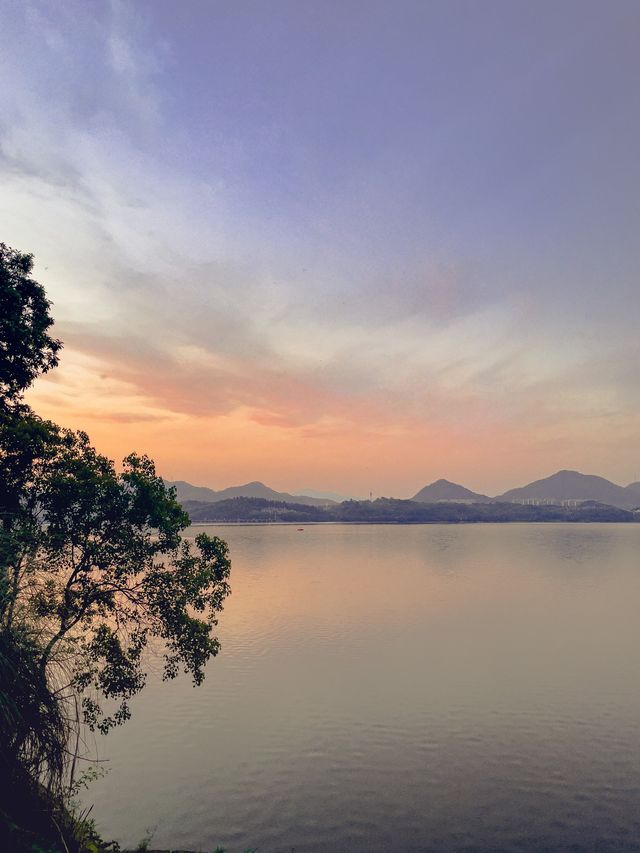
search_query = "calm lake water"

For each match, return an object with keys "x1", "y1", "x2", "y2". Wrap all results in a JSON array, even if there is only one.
[{"x1": 86, "y1": 523, "x2": 640, "y2": 852}]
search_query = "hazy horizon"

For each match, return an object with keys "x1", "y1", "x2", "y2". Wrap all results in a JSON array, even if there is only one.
[
  {"x1": 3, "y1": 0, "x2": 639, "y2": 496},
  {"x1": 168, "y1": 467, "x2": 640, "y2": 503}
]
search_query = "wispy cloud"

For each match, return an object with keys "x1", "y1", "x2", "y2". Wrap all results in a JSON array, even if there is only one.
[{"x1": 3, "y1": 0, "x2": 640, "y2": 491}]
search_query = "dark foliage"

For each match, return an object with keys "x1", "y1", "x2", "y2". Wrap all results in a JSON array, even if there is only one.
[
  {"x1": 0, "y1": 243, "x2": 232, "y2": 850},
  {"x1": 184, "y1": 496, "x2": 637, "y2": 524},
  {"x1": 0, "y1": 243, "x2": 61, "y2": 403}
]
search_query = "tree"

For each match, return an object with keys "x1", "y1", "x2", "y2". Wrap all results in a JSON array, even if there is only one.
[
  {"x1": 0, "y1": 242, "x2": 61, "y2": 404},
  {"x1": 3, "y1": 431, "x2": 231, "y2": 736},
  {"x1": 0, "y1": 243, "x2": 231, "y2": 803}
]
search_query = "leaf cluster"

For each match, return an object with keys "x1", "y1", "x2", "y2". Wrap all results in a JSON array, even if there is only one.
[
  {"x1": 0, "y1": 243, "x2": 61, "y2": 403},
  {"x1": 2, "y1": 422, "x2": 231, "y2": 736}
]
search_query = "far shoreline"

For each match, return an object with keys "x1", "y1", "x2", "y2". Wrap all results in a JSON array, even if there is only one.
[{"x1": 187, "y1": 519, "x2": 640, "y2": 526}]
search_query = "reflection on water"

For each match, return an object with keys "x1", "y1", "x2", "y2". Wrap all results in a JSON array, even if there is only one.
[{"x1": 85, "y1": 524, "x2": 640, "y2": 852}]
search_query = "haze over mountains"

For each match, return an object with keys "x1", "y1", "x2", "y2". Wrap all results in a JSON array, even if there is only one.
[
  {"x1": 297, "y1": 488, "x2": 360, "y2": 503},
  {"x1": 169, "y1": 470, "x2": 640, "y2": 511},
  {"x1": 166, "y1": 480, "x2": 336, "y2": 507},
  {"x1": 493, "y1": 470, "x2": 640, "y2": 510},
  {"x1": 414, "y1": 471, "x2": 640, "y2": 510}
]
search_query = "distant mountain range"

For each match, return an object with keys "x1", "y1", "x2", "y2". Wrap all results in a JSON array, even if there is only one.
[
  {"x1": 494, "y1": 470, "x2": 640, "y2": 509},
  {"x1": 412, "y1": 470, "x2": 640, "y2": 510},
  {"x1": 168, "y1": 470, "x2": 640, "y2": 514},
  {"x1": 166, "y1": 480, "x2": 336, "y2": 507}
]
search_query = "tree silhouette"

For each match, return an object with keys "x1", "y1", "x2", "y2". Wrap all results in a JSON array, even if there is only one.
[{"x1": 0, "y1": 243, "x2": 231, "y2": 803}]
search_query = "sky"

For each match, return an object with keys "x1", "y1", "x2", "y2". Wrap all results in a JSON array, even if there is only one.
[{"x1": 1, "y1": 0, "x2": 639, "y2": 497}]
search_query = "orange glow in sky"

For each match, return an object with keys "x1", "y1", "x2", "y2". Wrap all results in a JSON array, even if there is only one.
[{"x1": 5, "y1": 1, "x2": 640, "y2": 496}]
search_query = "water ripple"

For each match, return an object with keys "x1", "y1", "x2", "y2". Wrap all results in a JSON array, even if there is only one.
[{"x1": 85, "y1": 524, "x2": 640, "y2": 852}]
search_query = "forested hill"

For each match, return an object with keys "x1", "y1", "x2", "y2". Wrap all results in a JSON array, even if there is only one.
[{"x1": 184, "y1": 497, "x2": 638, "y2": 524}]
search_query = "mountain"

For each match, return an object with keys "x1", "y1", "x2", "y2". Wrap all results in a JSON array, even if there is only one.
[
  {"x1": 496, "y1": 470, "x2": 639, "y2": 509},
  {"x1": 166, "y1": 480, "x2": 220, "y2": 502},
  {"x1": 625, "y1": 482, "x2": 640, "y2": 508},
  {"x1": 166, "y1": 480, "x2": 335, "y2": 507},
  {"x1": 210, "y1": 482, "x2": 334, "y2": 505},
  {"x1": 412, "y1": 479, "x2": 490, "y2": 503},
  {"x1": 168, "y1": 473, "x2": 640, "y2": 512}
]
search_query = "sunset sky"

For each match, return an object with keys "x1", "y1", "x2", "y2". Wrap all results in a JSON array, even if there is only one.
[{"x1": 2, "y1": 0, "x2": 639, "y2": 497}]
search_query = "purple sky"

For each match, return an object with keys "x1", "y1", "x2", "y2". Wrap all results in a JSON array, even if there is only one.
[{"x1": 1, "y1": 0, "x2": 639, "y2": 494}]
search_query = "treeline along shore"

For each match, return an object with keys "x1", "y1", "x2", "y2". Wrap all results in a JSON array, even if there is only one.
[{"x1": 184, "y1": 496, "x2": 639, "y2": 524}]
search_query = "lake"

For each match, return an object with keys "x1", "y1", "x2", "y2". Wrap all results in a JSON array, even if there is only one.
[{"x1": 85, "y1": 523, "x2": 640, "y2": 852}]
